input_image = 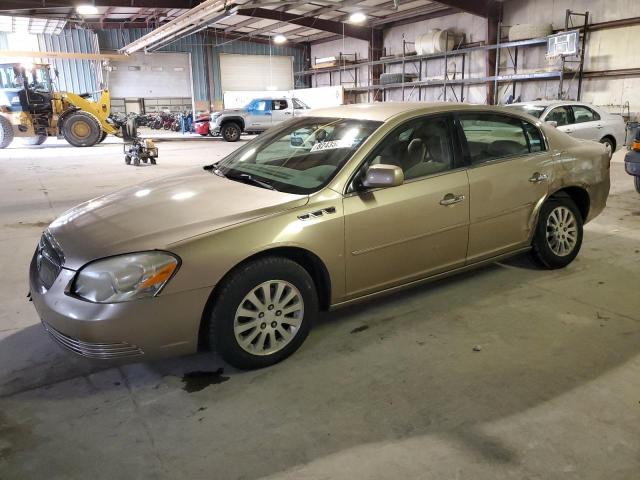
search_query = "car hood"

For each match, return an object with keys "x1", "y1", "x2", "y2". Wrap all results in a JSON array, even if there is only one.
[
  {"x1": 48, "y1": 168, "x2": 308, "y2": 270},
  {"x1": 219, "y1": 108, "x2": 247, "y2": 116}
]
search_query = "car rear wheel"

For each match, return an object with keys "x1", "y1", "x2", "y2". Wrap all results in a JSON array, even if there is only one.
[
  {"x1": 634, "y1": 176, "x2": 640, "y2": 194},
  {"x1": 530, "y1": 197, "x2": 583, "y2": 269},
  {"x1": 221, "y1": 122, "x2": 241, "y2": 142},
  {"x1": 599, "y1": 136, "x2": 614, "y2": 159},
  {"x1": 208, "y1": 257, "x2": 317, "y2": 369}
]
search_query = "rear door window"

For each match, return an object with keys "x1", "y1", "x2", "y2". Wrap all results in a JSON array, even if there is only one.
[
  {"x1": 459, "y1": 113, "x2": 531, "y2": 164},
  {"x1": 571, "y1": 105, "x2": 600, "y2": 123}
]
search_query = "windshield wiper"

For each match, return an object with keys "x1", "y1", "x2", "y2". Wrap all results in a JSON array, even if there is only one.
[
  {"x1": 203, "y1": 163, "x2": 226, "y2": 178},
  {"x1": 225, "y1": 172, "x2": 277, "y2": 191}
]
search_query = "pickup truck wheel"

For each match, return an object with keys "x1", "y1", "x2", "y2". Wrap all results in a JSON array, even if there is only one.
[
  {"x1": 221, "y1": 122, "x2": 241, "y2": 142},
  {"x1": 599, "y1": 136, "x2": 614, "y2": 159},
  {"x1": 530, "y1": 197, "x2": 583, "y2": 269},
  {"x1": 634, "y1": 176, "x2": 640, "y2": 193},
  {"x1": 0, "y1": 115, "x2": 14, "y2": 148},
  {"x1": 62, "y1": 111, "x2": 101, "y2": 147},
  {"x1": 208, "y1": 257, "x2": 317, "y2": 369}
]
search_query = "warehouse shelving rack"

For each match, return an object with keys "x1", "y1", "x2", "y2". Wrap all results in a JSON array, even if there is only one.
[{"x1": 295, "y1": 30, "x2": 586, "y2": 104}]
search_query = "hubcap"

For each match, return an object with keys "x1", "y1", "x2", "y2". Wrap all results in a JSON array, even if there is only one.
[
  {"x1": 233, "y1": 280, "x2": 304, "y2": 356},
  {"x1": 546, "y1": 206, "x2": 578, "y2": 257}
]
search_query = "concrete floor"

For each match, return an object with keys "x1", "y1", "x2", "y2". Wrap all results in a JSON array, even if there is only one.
[{"x1": 0, "y1": 136, "x2": 639, "y2": 480}]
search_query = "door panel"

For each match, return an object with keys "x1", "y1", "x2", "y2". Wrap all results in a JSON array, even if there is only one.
[
  {"x1": 466, "y1": 154, "x2": 552, "y2": 262},
  {"x1": 567, "y1": 105, "x2": 600, "y2": 141},
  {"x1": 459, "y1": 112, "x2": 552, "y2": 262},
  {"x1": 270, "y1": 99, "x2": 291, "y2": 125},
  {"x1": 246, "y1": 99, "x2": 272, "y2": 130},
  {"x1": 344, "y1": 171, "x2": 469, "y2": 296}
]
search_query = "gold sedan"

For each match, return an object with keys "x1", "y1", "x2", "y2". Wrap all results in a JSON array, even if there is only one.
[{"x1": 29, "y1": 103, "x2": 610, "y2": 369}]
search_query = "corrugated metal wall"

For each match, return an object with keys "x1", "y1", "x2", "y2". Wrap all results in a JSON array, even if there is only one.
[
  {"x1": 96, "y1": 29, "x2": 306, "y2": 105},
  {"x1": 36, "y1": 29, "x2": 102, "y2": 94},
  {"x1": 97, "y1": 28, "x2": 208, "y2": 103}
]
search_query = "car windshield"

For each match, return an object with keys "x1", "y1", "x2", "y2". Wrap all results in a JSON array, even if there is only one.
[
  {"x1": 292, "y1": 98, "x2": 309, "y2": 109},
  {"x1": 214, "y1": 116, "x2": 382, "y2": 195},
  {"x1": 507, "y1": 104, "x2": 546, "y2": 118}
]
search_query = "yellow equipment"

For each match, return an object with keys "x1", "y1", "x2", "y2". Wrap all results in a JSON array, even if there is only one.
[{"x1": 0, "y1": 63, "x2": 118, "y2": 148}]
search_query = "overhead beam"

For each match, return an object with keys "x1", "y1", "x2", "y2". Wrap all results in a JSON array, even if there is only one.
[
  {"x1": 0, "y1": 50, "x2": 128, "y2": 61},
  {"x1": 235, "y1": 7, "x2": 377, "y2": 42},
  {"x1": 432, "y1": 0, "x2": 500, "y2": 18},
  {"x1": 227, "y1": 0, "x2": 364, "y2": 35},
  {"x1": 0, "y1": 0, "x2": 199, "y2": 10}
]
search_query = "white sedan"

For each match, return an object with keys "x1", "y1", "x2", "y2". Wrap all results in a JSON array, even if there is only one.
[{"x1": 507, "y1": 100, "x2": 625, "y2": 158}]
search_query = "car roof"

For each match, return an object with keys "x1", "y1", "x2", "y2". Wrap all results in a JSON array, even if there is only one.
[
  {"x1": 508, "y1": 100, "x2": 592, "y2": 109},
  {"x1": 308, "y1": 102, "x2": 521, "y2": 122}
]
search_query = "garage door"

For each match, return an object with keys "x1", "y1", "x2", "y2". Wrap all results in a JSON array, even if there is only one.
[
  {"x1": 107, "y1": 52, "x2": 192, "y2": 98},
  {"x1": 220, "y1": 53, "x2": 293, "y2": 92}
]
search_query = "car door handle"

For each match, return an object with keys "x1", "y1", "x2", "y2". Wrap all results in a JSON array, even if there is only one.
[
  {"x1": 284, "y1": 112, "x2": 291, "y2": 115},
  {"x1": 596, "y1": 124, "x2": 604, "y2": 129},
  {"x1": 529, "y1": 172, "x2": 549, "y2": 183},
  {"x1": 564, "y1": 128, "x2": 573, "y2": 133},
  {"x1": 439, "y1": 193, "x2": 465, "y2": 206}
]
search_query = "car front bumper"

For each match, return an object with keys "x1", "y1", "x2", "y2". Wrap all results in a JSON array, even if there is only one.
[{"x1": 29, "y1": 251, "x2": 212, "y2": 361}]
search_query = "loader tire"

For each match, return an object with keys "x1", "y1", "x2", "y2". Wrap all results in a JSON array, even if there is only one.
[
  {"x1": 23, "y1": 135, "x2": 47, "y2": 146},
  {"x1": 0, "y1": 115, "x2": 14, "y2": 149},
  {"x1": 62, "y1": 111, "x2": 102, "y2": 147}
]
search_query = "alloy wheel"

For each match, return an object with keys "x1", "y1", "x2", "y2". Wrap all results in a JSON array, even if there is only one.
[
  {"x1": 546, "y1": 206, "x2": 578, "y2": 257},
  {"x1": 233, "y1": 280, "x2": 304, "y2": 356}
]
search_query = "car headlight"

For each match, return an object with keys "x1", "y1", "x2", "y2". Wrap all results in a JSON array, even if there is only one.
[{"x1": 73, "y1": 251, "x2": 180, "y2": 303}]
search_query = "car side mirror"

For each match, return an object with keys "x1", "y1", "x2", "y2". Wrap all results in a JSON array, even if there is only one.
[
  {"x1": 290, "y1": 136, "x2": 303, "y2": 147},
  {"x1": 361, "y1": 164, "x2": 404, "y2": 189},
  {"x1": 546, "y1": 120, "x2": 558, "y2": 128}
]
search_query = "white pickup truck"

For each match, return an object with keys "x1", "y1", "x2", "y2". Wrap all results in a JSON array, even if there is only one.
[{"x1": 210, "y1": 97, "x2": 310, "y2": 142}]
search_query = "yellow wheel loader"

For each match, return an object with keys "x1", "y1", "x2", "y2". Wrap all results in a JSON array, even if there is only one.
[{"x1": 0, "y1": 63, "x2": 119, "y2": 148}]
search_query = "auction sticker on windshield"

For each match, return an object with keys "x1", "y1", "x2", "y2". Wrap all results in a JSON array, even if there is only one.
[{"x1": 310, "y1": 140, "x2": 352, "y2": 152}]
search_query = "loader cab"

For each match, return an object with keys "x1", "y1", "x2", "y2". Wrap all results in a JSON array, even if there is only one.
[{"x1": 0, "y1": 63, "x2": 53, "y2": 113}]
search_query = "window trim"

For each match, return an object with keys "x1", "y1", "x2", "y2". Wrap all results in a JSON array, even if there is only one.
[
  {"x1": 344, "y1": 112, "x2": 461, "y2": 195},
  {"x1": 454, "y1": 111, "x2": 549, "y2": 168}
]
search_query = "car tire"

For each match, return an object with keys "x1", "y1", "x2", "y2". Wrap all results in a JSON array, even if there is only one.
[
  {"x1": 62, "y1": 111, "x2": 102, "y2": 147},
  {"x1": 530, "y1": 196, "x2": 583, "y2": 269},
  {"x1": 634, "y1": 176, "x2": 640, "y2": 194},
  {"x1": 0, "y1": 115, "x2": 14, "y2": 149},
  {"x1": 98, "y1": 131, "x2": 107, "y2": 143},
  {"x1": 208, "y1": 257, "x2": 318, "y2": 369},
  {"x1": 221, "y1": 122, "x2": 241, "y2": 142},
  {"x1": 23, "y1": 134, "x2": 47, "y2": 146},
  {"x1": 125, "y1": 155, "x2": 131, "y2": 165},
  {"x1": 599, "y1": 136, "x2": 614, "y2": 159}
]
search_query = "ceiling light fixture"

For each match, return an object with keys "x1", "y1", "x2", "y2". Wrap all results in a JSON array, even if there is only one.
[
  {"x1": 348, "y1": 12, "x2": 366, "y2": 24},
  {"x1": 76, "y1": 5, "x2": 99, "y2": 15},
  {"x1": 273, "y1": 34, "x2": 287, "y2": 44}
]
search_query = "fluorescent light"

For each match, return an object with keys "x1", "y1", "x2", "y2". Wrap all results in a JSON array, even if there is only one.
[
  {"x1": 76, "y1": 5, "x2": 99, "y2": 15},
  {"x1": 348, "y1": 12, "x2": 367, "y2": 24},
  {"x1": 273, "y1": 34, "x2": 287, "y2": 44}
]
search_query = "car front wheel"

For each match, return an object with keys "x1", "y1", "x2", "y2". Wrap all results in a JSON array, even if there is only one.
[
  {"x1": 530, "y1": 197, "x2": 583, "y2": 269},
  {"x1": 208, "y1": 257, "x2": 317, "y2": 369},
  {"x1": 221, "y1": 122, "x2": 241, "y2": 142},
  {"x1": 635, "y1": 176, "x2": 640, "y2": 194}
]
